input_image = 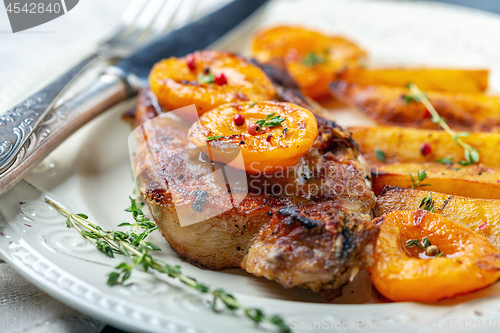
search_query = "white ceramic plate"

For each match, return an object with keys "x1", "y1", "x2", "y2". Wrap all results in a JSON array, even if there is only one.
[{"x1": 3, "y1": 0, "x2": 500, "y2": 332}]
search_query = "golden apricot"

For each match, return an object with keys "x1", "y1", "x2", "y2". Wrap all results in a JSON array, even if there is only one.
[
  {"x1": 369, "y1": 210, "x2": 500, "y2": 302},
  {"x1": 149, "y1": 50, "x2": 275, "y2": 118},
  {"x1": 188, "y1": 101, "x2": 318, "y2": 174},
  {"x1": 251, "y1": 26, "x2": 367, "y2": 99}
]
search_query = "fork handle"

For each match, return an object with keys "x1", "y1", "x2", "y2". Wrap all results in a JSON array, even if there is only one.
[
  {"x1": 0, "y1": 72, "x2": 130, "y2": 196},
  {"x1": 0, "y1": 53, "x2": 102, "y2": 173}
]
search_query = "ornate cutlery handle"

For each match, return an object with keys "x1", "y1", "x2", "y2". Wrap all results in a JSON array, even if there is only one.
[
  {"x1": 0, "y1": 69, "x2": 133, "y2": 196},
  {"x1": 0, "y1": 53, "x2": 101, "y2": 174}
]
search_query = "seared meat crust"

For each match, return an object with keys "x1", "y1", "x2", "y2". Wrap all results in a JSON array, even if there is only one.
[
  {"x1": 130, "y1": 60, "x2": 378, "y2": 298},
  {"x1": 241, "y1": 205, "x2": 377, "y2": 300}
]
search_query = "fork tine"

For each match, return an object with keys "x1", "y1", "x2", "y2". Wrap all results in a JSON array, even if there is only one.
[
  {"x1": 103, "y1": 0, "x2": 199, "y2": 56},
  {"x1": 111, "y1": 0, "x2": 149, "y2": 41},
  {"x1": 170, "y1": 0, "x2": 200, "y2": 30},
  {"x1": 120, "y1": 0, "x2": 149, "y2": 27},
  {"x1": 123, "y1": 0, "x2": 169, "y2": 44},
  {"x1": 149, "y1": 0, "x2": 183, "y2": 37}
]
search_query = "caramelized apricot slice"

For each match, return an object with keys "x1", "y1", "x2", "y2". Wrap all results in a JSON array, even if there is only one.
[
  {"x1": 369, "y1": 210, "x2": 500, "y2": 302},
  {"x1": 188, "y1": 101, "x2": 318, "y2": 174},
  {"x1": 251, "y1": 26, "x2": 367, "y2": 99},
  {"x1": 149, "y1": 50, "x2": 275, "y2": 117}
]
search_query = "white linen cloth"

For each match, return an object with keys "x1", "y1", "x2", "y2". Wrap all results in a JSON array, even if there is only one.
[
  {"x1": 0, "y1": 0, "x2": 225, "y2": 332},
  {"x1": 0, "y1": 260, "x2": 103, "y2": 333}
]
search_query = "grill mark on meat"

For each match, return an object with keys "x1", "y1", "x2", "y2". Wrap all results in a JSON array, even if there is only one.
[{"x1": 277, "y1": 207, "x2": 320, "y2": 230}]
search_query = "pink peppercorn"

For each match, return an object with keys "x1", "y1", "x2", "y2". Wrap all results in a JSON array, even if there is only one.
[
  {"x1": 186, "y1": 54, "x2": 196, "y2": 71},
  {"x1": 214, "y1": 73, "x2": 227, "y2": 85},
  {"x1": 233, "y1": 113, "x2": 245, "y2": 126},
  {"x1": 247, "y1": 123, "x2": 260, "y2": 135},
  {"x1": 421, "y1": 142, "x2": 432, "y2": 156}
]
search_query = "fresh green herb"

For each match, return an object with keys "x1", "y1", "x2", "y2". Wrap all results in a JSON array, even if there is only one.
[
  {"x1": 358, "y1": 57, "x2": 367, "y2": 69},
  {"x1": 198, "y1": 73, "x2": 215, "y2": 84},
  {"x1": 405, "y1": 239, "x2": 424, "y2": 250},
  {"x1": 255, "y1": 112, "x2": 286, "y2": 131},
  {"x1": 435, "y1": 156, "x2": 454, "y2": 165},
  {"x1": 402, "y1": 93, "x2": 424, "y2": 104},
  {"x1": 44, "y1": 195, "x2": 289, "y2": 333},
  {"x1": 406, "y1": 236, "x2": 433, "y2": 250},
  {"x1": 408, "y1": 83, "x2": 480, "y2": 165},
  {"x1": 282, "y1": 128, "x2": 288, "y2": 139},
  {"x1": 407, "y1": 236, "x2": 443, "y2": 256},
  {"x1": 206, "y1": 135, "x2": 224, "y2": 141},
  {"x1": 302, "y1": 52, "x2": 325, "y2": 66},
  {"x1": 409, "y1": 170, "x2": 431, "y2": 189},
  {"x1": 248, "y1": 102, "x2": 257, "y2": 108},
  {"x1": 419, "y1": 193, "x2": 435, "y2": 212},
  {"x1": 375, "y1": 148, "x2": 386, "y2": 163}
]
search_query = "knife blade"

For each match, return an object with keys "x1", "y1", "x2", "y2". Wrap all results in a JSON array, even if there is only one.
[
  {"x1": 0, "y1": 0, "x2": 269, "y2": 196},
  {"x1": 118, "y1": 0, "x2": 269, "y2": 81}
]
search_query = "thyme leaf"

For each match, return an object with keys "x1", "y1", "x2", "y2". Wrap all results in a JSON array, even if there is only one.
[{"x1": 375, "y1": 148, "x2": 386, "y2": 163}]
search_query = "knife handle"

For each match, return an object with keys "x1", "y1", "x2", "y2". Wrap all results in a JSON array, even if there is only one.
[
  {"x1": 0, "y1": 53, "x2": 103, "y2": 173},
  {"x1": 0, "y1": 72, "x2": 130, "y2": 196}
]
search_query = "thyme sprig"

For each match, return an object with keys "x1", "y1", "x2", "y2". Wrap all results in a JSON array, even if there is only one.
[
  {"x1": 435, "y1": 156, "x2": 454, "y2": 165},
  {"x1": 405, "y1": 236, "x2": 443, "y2": 256},
  {"x1": 407, "y1": 83, "x2": 479, "y2": 165},
  {"x1": 419, "y1": 193, "x2": 435, "y2": 212},
  {"x1": 206, "y1": 135, "x2": 225, "y2": 141},
  {"x1": 198, "y1": 73, "x2": 215, "y2": 84},
  {"x1": 409, "y1": 170, "x2": 431, "y2": 189},
  {"x1": 256, "y1": 112, "x2": 286, "y2": 131},
  {"x1": 44, "y1": 196, "x2": 290, "y2": 333},
  {"x1": 302, "y1": 52, "x2": 325, "y2": 66}
]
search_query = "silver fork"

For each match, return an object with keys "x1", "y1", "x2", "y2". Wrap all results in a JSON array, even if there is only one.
[{"x1": 0, "y1": 0, "x2": 198, "y2": 194}]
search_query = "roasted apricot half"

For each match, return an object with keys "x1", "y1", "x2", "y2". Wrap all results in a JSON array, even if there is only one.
[
  {"x1": 251, "y1": 26, "x2": 367, "y2": 99},
  {"x1": 188, "y1": 101, "x2": 318, "y2": 174},
  {"x1": 369, "y1": 210, "x2": 500, "y2": 302},
  {"x1": 149, "y1": 50, "x2": 275, "y2": 117}
]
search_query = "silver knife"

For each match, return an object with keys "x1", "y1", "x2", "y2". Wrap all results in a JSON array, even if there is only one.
[{"x1": 0, "y1": 0, "x2": 269, "y2": 196}]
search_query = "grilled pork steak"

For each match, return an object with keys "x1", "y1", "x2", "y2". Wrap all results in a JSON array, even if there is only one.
[{"x1": 128, "y1": 62, "x2": 378, "y2": 299}]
